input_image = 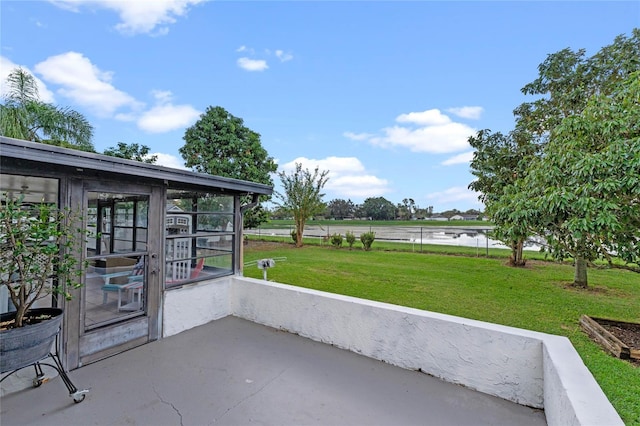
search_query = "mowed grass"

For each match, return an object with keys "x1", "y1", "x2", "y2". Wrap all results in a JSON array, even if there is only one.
[{"x1": 243, "y1": 241, "x2": 640, "y2": 425}]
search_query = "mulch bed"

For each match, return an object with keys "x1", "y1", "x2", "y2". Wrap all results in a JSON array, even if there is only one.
[
  {"x1": 580, "y1": 315, "x2": 640, "y2": 366},
  {"x1": 601, "y1": 321, "x2": 640, "y2": 349}
]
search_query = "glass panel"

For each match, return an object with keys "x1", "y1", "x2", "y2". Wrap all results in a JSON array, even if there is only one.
[
  {"x1": 165, "y1": 190, "x2": 235, "y2": 288},
  {"x1": 97, "y1": 205, "x2": 112, "y2": 254},
  {"x1": 86, "y1": 193, "x2": 149, "y2": 256},
  {"x1": 136, "y1": 228, "x2": 148, "y2": 251},
  {"x1": 86, "y1": 206, "x2": 99, "y2": 255},
  {"x1": 84, "y1": 191, "x2": 149, "y2": 329},
  {"x1": 0, "y1": 175, "x2": 59, "y2": 315},
  {"x1": 84, "y1": 255, "x2": 146, "y2": 329},
  {"x1": 165, "y1": 255, "x2": 232, "y2": 288},
  {"x1": 197, "y1": 214, "x2": 233, "y2": 231},
  {"x1": 198, "y1": 194, "x2": 233, "y2": 212},
  {"x1": 137, "y1": 200, "x2": 148, "y2": 226},
  {"x1": 196, "y1": 235, "x2": 233, "y2": 253},
  {"x1": 0, "y1": 174, "x2": 59, "y2": 204}
]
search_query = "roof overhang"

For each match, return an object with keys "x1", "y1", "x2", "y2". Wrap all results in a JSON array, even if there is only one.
[{"x1": 0, "y1": 137, "x2": 273, "y2": 196}]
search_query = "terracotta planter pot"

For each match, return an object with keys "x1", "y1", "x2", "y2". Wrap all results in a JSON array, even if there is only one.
[{"x1": 0, "y1": 308, "x2": 63, "y2": 373}]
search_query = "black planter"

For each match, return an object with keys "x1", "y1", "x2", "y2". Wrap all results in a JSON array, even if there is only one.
[{"x1": 0, "y1": 307, "x2": 63, "y2": 373}]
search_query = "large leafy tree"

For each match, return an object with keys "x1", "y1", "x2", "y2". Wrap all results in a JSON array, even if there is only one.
[
  {"x1": 511, "y1": 30, "x2": 640, "y2": 286},
  {"x1": 327, "y1": 198, "x2": 355, "y2": 220},
  {"x1": 103, "y1": 142, "x2": 158, "y2": 163},
  {"x1": 274, "y1": 163, "x2": 329, "y2": 247},
  {"x1": 180, "y1": 106, "x2": 277, "y2": 228},
  {"x1": 469, "y1": 29, "x2": 640, "y2": 284},
  {"x1": 515, "y1": 29, "x2": 639, "y2": 143},
  {"x1": 518, "y1": 72, "x2": 640, "y2": 286},
  {"x1": 468, "y1": 129, "x2": 537, "y2": 266},
  {"x1": 0, "y1": 68, "x2": 94, "y2": 151},
  {"x1": 358, "y1": 197, "x2": 396, "y2": 220}
]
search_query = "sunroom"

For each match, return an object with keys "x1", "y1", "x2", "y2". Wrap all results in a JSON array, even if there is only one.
[{"x1": 0, "y1": 136, "x2": 272, "y2": 369}]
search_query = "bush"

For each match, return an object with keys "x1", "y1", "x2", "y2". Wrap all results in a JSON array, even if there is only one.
[
  {"x1": 360, "y1": 231, "x2": 376, "y2": 251},
  {"x1": 345, "y1": 231, "x2": 356, "y2": 249},
  {"x1": 330, "y1": 233, "x2": 343, "y2": 248},
  {"x1": 290, "y1": 230, "x2": 297, "y2": 243}
]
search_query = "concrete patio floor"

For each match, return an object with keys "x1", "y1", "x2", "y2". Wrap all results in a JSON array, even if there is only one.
[{"x1": 1, "y1": 316, "x2": 546, "y2": 426}]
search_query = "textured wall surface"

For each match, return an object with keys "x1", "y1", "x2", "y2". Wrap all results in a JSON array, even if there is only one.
[
  {"x1": 162, "y1": 277, "x2": 231, "y2": 337},
  {"x1": 231, "y1": 277, "x2": 544, "y2": 407},
  {"x1": 542, "y1": 337, "x2": 623, "y2": 426},
  {"x1": 230, "y1": 276, "x2": 623, "y2": 426}
]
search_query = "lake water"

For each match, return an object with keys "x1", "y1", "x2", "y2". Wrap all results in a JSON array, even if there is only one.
[{"x1": 247, "y1": 225, "x2": 543, "y2": 252}]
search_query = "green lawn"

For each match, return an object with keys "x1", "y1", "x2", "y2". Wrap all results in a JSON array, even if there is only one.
[{"x1": 243, "y1": 241, "x2": 640, "y2": 425}]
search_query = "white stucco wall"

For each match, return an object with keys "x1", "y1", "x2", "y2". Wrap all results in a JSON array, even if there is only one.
[
  {"x1": 542, "y1": 336, "x2": 623, "y2": 426},
  {"x1": 230, "y1": 276, "x2": 623, "y2": 426},
  {"x1": 162, "y1": 277, "x2": 232, "y2": 337},
  {"x1": 231, "y1": 276, "x2": 544, "y2": 407}
]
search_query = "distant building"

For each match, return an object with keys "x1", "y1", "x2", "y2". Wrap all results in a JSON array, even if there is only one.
[{"x1": 450, "y1": 215, "x2": 479, "y2": 221}]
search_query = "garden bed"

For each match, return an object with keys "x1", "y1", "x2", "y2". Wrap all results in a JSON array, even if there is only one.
[{"x1": 580, "y1": 315, "x2": 640, "y2": 363}]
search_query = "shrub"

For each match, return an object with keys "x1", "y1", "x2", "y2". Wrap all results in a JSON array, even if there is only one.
[
  {"x1": 345, "y1": 231, "x2": 356, "y2": 249},
  {"x1": 360, "y1": 231, "x2": 376, "y2": 251},
  {"x1": 290, "y1": 230, "x2": 297, "y2": 243},
  {"x1": 330, "y1": 233, "x2": 343, "y2": 248}
]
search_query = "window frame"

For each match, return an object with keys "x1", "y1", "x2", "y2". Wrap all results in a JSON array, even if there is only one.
[{"x1": 164, "y1": 191, "x2": 236, "y2": 289}]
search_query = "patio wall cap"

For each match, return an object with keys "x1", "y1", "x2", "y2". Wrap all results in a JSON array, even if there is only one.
[{"x1": 235, "y1": 276, "x2": 550, "y2": 339}]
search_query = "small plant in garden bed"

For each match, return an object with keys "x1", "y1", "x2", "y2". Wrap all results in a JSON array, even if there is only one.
[
  {"x1": 360, "y1": 231, "x2": 376, "y2": 251},
  {"x1": 330, "y1": 233, "x2": 343, "y2": 248},
  {"x1": 345, "y1": 231, "x2": 356, "y2": 249}
]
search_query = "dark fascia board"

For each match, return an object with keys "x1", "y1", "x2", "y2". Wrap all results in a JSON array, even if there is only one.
[{"x1": 0, "y1": 137, "x2": 273, "y2": 196}]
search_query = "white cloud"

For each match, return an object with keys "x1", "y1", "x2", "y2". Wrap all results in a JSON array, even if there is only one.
[
  {"x1": 30, "y1": 52, "x2": 199, "y2": 134},
  {"x1": 152, "y1": 152, "x2": 189, "y2": 170},
  {"x1": 50, "y1": 0, "x2": 205, "y2": 36},
  {"x1": 441, "y1": 151, "x2": 474, "y2": 166},
  {"x1": 351, "y1": 108, "x2": 476, "y2": 154},
  {"x1": 343, "y1": 131, "x2": 374, "y2": 141},
  {"x1": 138, "y1": 103, "x2": 200, "y2": 133},
  {"x1": 235, "y1": 46, "x2": 292, "y2": 70},
  {"x1": 275, "y1": 50, "x2": 293, "y2": 62},
  {"x1": 1, "y1": 56, "x2": 55, "y2": 103},
  {"x1": 279, "y1": 156, "x2": 390, "y2": 199},
  {"x1": 237, "y1": 57, "x2": 269, "y2": 72},
  {"x1": 396, "y1": 109, "x2": 451, "y2": 126},
  {"x1": 371, "y1": 122, "x2": 474, "y2": 153},
  {"x1": 329, "y1": 174, "x2": 390, "y2": 198},
  {"x1": 426, "y1": 186, "x2": 482, "y2": 206},
  {"x1": 137, "y1": 90, "x2": 200, "y2": 133},
  {"x1": 447, "y1": 106, "x2": 484, "y2": 120},
  {"x1": 34, "y1": 52, "x2": 141, "y2": 116}
]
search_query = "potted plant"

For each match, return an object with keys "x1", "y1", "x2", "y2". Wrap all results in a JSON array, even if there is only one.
[{"x1": 0, "y1": 195, "x2": 85, "y2": 374}]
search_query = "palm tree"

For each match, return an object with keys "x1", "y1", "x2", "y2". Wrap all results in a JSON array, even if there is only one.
[{"x1": 0, "y1": 68, "x2": 94, "y2": 151}]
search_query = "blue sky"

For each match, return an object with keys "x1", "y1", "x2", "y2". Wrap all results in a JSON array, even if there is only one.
[{"x1": 1, "y1": 1, "x2": 638, "y2": 212}]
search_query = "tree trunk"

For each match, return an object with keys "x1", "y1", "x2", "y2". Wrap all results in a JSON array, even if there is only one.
[
  {"x1": 295, "y1": 219, "x2": 304, "y2": 247},
  {"x1": 510, "y1": 240, "x2": 526, "y2": 267},
  {"x1": 14, "y1": 304, "x2": 27, "y2": 328},
  {"x1": 574, "y1": 256, "x2": 588, "y2": 287}
]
